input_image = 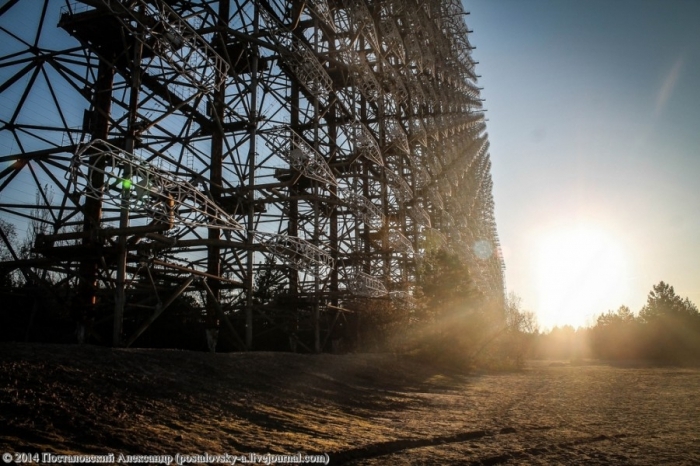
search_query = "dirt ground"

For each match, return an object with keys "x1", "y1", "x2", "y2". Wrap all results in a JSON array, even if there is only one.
[{"x1": 1, "y1": 343, "x2": 699, "y2": 465}]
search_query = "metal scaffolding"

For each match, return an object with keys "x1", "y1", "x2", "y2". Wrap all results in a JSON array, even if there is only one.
[{"x1": 0, "y1": 0, "x2": 505, "y2": 351}]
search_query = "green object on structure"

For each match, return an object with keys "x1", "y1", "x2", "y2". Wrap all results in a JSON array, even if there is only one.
[{"x1": 122, "y1": 179, "x2": 132, "y2": 190}]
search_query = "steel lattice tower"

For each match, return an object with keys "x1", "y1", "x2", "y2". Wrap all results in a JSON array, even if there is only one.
[{"x1": 0, "y1": 0, "x2": 505, "y2": 351}]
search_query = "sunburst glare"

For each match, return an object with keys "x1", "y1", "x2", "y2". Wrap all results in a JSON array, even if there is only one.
[{"x1": 535, "y1": 225, "x2": 630, "y2": 329}]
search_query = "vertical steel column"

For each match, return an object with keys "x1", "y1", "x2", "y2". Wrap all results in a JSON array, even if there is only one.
[
  {"x1": 77, "y1": 58, "x2": 114, "y2": 344},
  {"x1": 114, "y1": 33, "x2": 144, "y2": 347},
  {"x1": 313, "y1": 100, "x2": 321, "y2": 353},
  {"x1": 288, "y1": 81, "x2": 300, "y2": 297},
  {"x1": 329, "y1": 114, "x2": 339, "y2": 307},
  {"x1": 205, "y1": 0, "x2": 230, "y2": 352},
  {"x1": 245, "y1": 2, "x2": 260, "y2": 349}
]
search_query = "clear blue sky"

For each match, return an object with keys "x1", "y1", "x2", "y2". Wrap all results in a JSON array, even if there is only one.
[{"x1": 464, "y1": 0, "x2": 700, "y2": 328}]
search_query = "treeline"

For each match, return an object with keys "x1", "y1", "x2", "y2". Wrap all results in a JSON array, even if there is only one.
[
  {"x1": 533, "y1": 282, "x2": 700, "y2": 364},
  {"x1": 591, "y1": 282, "x2": 700, "y2": 362}
]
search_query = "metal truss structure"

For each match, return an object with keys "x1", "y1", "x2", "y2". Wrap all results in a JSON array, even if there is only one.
[{"x1": 0, "y1": 0, "x2": 504, "y2": 351}]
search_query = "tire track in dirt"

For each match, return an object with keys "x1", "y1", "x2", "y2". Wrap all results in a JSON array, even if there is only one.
[
  {"x1": 332, "y1": 423, "x2": 629, "y2": 465},
  {"x1": 469, "y1": 433, "x2": 629, "y2": 465},
  {"x1": 330, "y1": 428, "x2": 496, "y2": 464}
]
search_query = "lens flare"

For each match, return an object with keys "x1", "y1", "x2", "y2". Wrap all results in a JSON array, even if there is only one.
[{"x1": 474, "y1": 240, "x2": 493, "y2": 260}]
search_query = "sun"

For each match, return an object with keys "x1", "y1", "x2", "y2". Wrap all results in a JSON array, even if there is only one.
[{"x1": 534, "y1": 224, "x2": 629, "y2": 330}]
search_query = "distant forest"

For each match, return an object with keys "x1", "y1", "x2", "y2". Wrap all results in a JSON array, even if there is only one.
[{"x1": 536, "y1": 282, "x2": 700, "y2": 364}]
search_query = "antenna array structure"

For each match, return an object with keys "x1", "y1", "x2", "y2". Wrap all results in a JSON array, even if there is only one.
[{"x1": 0, "y1": 0, "x2": 504, "y2": 351}]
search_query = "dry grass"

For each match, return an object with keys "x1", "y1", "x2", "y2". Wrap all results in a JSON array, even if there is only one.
[{"x1": 1, "y1": 344, "x2": 699, "y2": 464}]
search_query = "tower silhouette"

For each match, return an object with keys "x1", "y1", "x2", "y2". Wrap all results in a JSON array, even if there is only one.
[{"x1": 0, "y1": 0, "x2": 504, "y2": 351}]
